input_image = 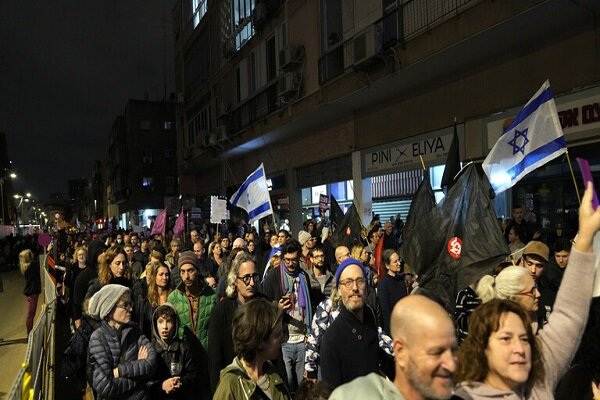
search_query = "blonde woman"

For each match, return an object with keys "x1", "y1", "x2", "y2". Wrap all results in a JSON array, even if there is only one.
[
  {"x1": 134, "y1": 260, "x2": 172, "y2": 338},
  {"x1": 20, "y1": 249, "x2": 41, "y2": 333}
]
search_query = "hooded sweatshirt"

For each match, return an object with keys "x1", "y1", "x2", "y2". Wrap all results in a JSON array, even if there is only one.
[{"x1": 148, "y1": 303, "x2": 204, "y2": 400}]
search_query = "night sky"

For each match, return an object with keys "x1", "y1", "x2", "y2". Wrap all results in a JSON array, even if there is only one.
[{"x1": 0, "y1": 1, "x2": 176, "y2": 201}]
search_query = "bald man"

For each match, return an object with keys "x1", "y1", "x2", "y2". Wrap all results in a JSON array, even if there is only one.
[
  {"x1": 333, "y1": 245, "x2": 351, "y2": 273},
  {"x1": 330, "y1": 295, "x2": 457, "y2": 400}
]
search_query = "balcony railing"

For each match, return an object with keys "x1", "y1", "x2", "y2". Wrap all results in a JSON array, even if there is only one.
[
  {"x1": 318, "y1": 0, "x2": 481, "y2": 84},
  {"x1": 231, "y1": 81, "x2": 279, "y2": 133}
]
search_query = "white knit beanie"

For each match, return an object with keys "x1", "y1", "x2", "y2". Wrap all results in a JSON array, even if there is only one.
[
  {"x1": 89, "y1": 284, "x2": 130, "y2": 320},
  {"x1": 298, "y1": 230, "x2": 311, "y2": 246}
]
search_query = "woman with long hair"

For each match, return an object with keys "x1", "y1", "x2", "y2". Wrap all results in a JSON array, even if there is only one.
[
  {"x1": 85, "y1": 246, "x2": 131, "y2": 300},
  {"x1": 456, "y1": 182, "x2": 600, "y2": 399},
  {"x1": 20, "y1": 249, "x2": 41, "y2": 334},
  {"x1": 455, "y1": 299, "x2": 544, "y2": 399},
  {"x1": 206, "y1": 241, "x2": 223, "y2": 279},
  {"x1": 134, "y1": 260, "x2": 172, "y2": 338}
]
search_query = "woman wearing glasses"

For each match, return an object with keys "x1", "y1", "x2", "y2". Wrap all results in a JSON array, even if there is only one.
[
  {"x1": 88, "y1": 284, "x2": 157, "y2": 399},
  {"x1": 208, "y1": 251, "x2": 266, "y2": 392},
  {"x1": 455, "y1": 183, "x2": 600, "y2": 399}
]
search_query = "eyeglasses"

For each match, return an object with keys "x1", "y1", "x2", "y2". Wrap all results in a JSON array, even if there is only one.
[
  {"x1": 339, "y1": 277, "x2": 367, "y2": 289},
  {"x1": 517, "y1": 286, "x2": 538, "y2": 298},
  {"x1": 283, "y1": 257, "x2": 298, "y2": 264},
  {"x1": 237, "y1": 273, "x2": 260, "y2": 285},
  {"x1": 116, "y1": 302, "x2": 133, "y2": 310}
]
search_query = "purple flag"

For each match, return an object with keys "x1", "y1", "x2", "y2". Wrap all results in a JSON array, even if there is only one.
[
  {"x1": 150, "y1": 209, "x2": 167, "y2": 236},
  {"x1": 173, "y1": 208, "x2": 185, "y2": 238}
]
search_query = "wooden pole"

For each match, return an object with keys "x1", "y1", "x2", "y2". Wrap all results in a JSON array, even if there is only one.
[
  {"x1": 419, "y1": 154, "x2": 426, "y2": 170},
  {"x1": 565, "y1": 150, "x2": 581, "y2": 204}
]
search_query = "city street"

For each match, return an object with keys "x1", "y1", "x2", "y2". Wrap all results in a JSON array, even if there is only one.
[{"x1": 0, "y1": 268, "x2": 29, "y2": 399}]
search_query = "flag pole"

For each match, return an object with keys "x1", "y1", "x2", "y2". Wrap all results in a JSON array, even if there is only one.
[
  {"x1": 565, "y1": 150, "x2": 581, "y2": 204},
  {"x1": 419, "y1": 155, "x2": 426, "y2": 170}
]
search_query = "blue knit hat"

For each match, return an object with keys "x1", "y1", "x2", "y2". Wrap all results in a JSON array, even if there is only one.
[{"x1": 335, "y1": 258, "x2": 367, "y2": 286}]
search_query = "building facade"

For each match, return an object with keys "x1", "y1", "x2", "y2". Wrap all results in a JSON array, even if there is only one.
[
  {"x1": 106, "y1": 100, "x2": 178, "y2": 230},
  {"x1": 173, "y1": 0, "x2": 600, "y2": 234}
]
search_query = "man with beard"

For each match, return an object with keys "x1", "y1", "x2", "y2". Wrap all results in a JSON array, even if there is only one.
[
  {"x1": 307, "y1": 243, "x2": 334, "y2": 300},
  {"x1": 167, "y1": 251, "x2": 217, "y2": 351},
  {"x1": 330, "y1": 295, "x2": 457, "y2": 399},
  {"x1": 207, "y1": 252, "x2": 264, "y2": 392},
  {"x1": 320, "y1": 258, "x2": 383, "y2": 388}
]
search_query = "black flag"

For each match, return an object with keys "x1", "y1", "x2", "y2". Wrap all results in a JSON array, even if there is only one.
[
  {"x1": 440, "y1": 123, "x2": 460, "y2": 194},
  {"x1": 331, "y1": 202, "x2": 363, "y2": 248},
  {"x1": 330, "y1": 195, "x2": 345, "y2": 231},
  {"x1": 400, "y1": 170, "x2": 436, "y2": 269},
  {"x1": 404, "y1": 163, "x2": 509, "y2": 312}
]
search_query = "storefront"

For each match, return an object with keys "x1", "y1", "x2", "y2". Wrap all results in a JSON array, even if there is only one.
[{"x1": 484, "y1": 84, "x2": 600, "y2": 241}]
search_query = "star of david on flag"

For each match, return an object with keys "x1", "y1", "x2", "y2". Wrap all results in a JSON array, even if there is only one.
[
  {"x1": 483, "y1": 80, "x2": 567, "y2": 194},
  {"x1": 230, "y1": 163, "x2": 274, "y2": 224}
]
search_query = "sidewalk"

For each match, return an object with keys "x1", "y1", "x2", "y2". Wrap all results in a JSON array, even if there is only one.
[{"x1": 0, "y1": 268, "x2": 30, "y2": 399}]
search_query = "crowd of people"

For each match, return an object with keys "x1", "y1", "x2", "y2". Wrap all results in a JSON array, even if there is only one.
[{"x1": 5, "y1": 183, "x2": 600, "y2": 399}]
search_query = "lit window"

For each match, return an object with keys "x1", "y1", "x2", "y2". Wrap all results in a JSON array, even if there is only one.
[
  {"x1": 164, "y1": 121, "x2": 173, "y2": 130},
  {"x1": 232, "y1": 0, "x2": 255, "y2": 50},
  {"x1": 192, "y1": 0, "x2": 208, "y2": 28},
  {"x1": 142, "y1": 177, "x2": 154, "y2": 187}
]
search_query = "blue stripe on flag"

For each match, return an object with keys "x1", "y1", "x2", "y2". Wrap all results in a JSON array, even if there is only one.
[
  {"x1": 231, "y1": 167, "x2": 264, "y2": 206},
  {"x1": 248, "y1": 202, "x2": 271, "y2": 220},
  {"x1": 502, "y1": 87, "x2": 554, "y2": 135},
  {"x1": 506, "y1": 136, "x2": 566, "y2": 179}
]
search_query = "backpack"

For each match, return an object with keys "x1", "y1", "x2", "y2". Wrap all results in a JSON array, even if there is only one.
[{"x1": 62, "y1": 316, "x2": 100, "y2": 390}]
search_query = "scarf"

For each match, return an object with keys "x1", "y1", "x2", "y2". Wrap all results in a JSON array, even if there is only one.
[{"x1": 279, "y1": 261, "x2": 312, "y2": 331}]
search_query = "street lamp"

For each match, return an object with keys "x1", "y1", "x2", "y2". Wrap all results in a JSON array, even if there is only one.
[{"x1": 0, "y1": 172, "x2": 16, "y2": 225}]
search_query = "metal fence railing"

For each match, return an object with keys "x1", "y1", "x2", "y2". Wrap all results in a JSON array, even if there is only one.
[
  {"x1": 7, "y1": 257, "x2": 56, "y2": 400},
  {"x1": 318, "y1": 0, "x2": 482, "y2": 84}
]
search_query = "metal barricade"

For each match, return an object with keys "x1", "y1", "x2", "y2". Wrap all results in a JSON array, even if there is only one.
[{"x1": 7, "y1": 262, "x2": 56, "y2": 400}]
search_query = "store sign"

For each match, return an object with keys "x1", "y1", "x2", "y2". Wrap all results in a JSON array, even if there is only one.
[
  {"x1": 486, "y1": 93, "x2": 600, "y2": 149},
  {"x1": 362, "y1": 125, "x2": 461, "y2": 176},
  {"x1": 271, "y1": 193, "x2": 290, "y2": 211}
]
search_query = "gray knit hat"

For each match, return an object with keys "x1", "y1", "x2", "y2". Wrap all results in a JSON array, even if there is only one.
[
  {"x1": 178, "y1": 250, "x2": 198, "y2": 269},
  {"x1": 89, "y1": 284, "x2": 130, "y2": 320},
  {"x1": 298, "y1": 230, "x2": 311, "y2": 246}
]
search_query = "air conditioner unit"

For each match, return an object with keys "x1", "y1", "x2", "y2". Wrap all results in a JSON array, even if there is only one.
[
  {"x1": 353, "y1": 24, "x2": 382, "y2": 66},
  {"x1": 252, "y1": 2, "x2": 268, "y2": 28},
  {"x1": 279, "y1": 46, "x2": 304, "y2": 71},
  {"x1": 278, "y1": 72, "x2": 298, "y2": 97}
]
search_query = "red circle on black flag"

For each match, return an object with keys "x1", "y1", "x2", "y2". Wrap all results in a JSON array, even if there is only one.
[{"x1": 447, "y1": 237, "x2": 462, "y2": 259}]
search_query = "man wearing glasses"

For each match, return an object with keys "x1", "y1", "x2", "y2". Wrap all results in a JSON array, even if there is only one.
[
  {"x1": 320, "y1": 258, "x2": 384, "y2": 388},
  {"x1": 263, "y1": 240, "x2": 315, "y2": 393},
  {"x1": 208, "y1": 252, "x2": 264, "y2": 392}
]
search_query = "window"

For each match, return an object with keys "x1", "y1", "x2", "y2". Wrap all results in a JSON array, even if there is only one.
[
  {"x1": 142, "y1": 177, "x2": 154, "y2": 188},
  {"x1": 142, "y1": 149, "x2": 153, "y2": 164},
  {"x1": 166, "y1": 176, "x2": 176, "y2": 186},
  {"x1": 192, "y1": 0, "x2": 208, "y2": 28},
  {"x1": 140, "y1": 120, "x2": 151, "y2": 130},
  {"x1": 233, "y1": 0, "x2": 255, "y2": 50},
  {"x1": 164, "y1": 121, "x2": 173, "y2": 130},
  {"x1": 164, "y1": 148, "x2": 173, "y2": 158}
]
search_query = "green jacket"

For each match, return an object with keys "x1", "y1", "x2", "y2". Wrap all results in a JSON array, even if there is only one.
[
  {"x1": 167, "y1": 282, "x2": 217, "y2": 350},
  {"x1": 213, "y1": 357, "x2": 290, "y2": 400}
]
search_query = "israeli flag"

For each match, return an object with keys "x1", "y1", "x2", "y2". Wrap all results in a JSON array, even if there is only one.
[
  {"x1": 483, "y1": 80, "x2": 567, "y2": 194},
  {"x1": 230, "y1": 163, "x2": 273, "y2": 223}
]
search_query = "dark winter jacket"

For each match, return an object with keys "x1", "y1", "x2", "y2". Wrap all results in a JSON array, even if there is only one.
[
  {"x1": 147, "y1": 304, "x2": 203, "y2": 400},
  {"x1": 88, "y1": 321, "x2": 157, "y2": 400},
  {"x1": 23, "y1": 260, "x2": 41, "y2": 296}
]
